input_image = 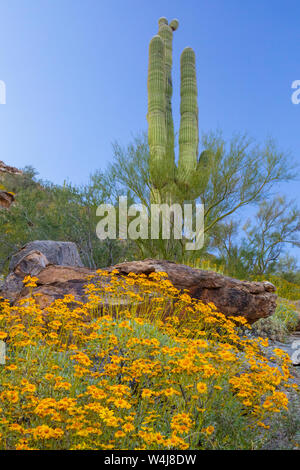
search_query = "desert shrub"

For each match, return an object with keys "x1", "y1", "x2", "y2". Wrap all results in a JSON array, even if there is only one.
[
  {"x1": 251, "y1": 302, "x2": 299, "y2": 342},
  {"x1": 0, "y1": 272, "x2": 296, "y2": 450},
  {"x1": 251, "y1": 317, "x2": 288, "y2": 342},
  {"x1": 274, "y1": 302, "x2": 299, "y2": 332}
]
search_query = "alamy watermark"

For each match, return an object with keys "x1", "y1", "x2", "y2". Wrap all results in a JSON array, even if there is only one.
[
  {"x1": 0, "y1": 80, "x2": 6, "y2": 104},
  {"x1": 0, "y1": 340, "x2": 6, "y2": 364},
  {"x1": 291, "y1": 80, "x2": 300, "y2": 104},
  {"x1": 96, "y1": 197, "x2": 204, "y2": 251}
]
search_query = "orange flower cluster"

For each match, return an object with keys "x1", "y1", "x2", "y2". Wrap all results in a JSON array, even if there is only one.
[{"x1": 0, "y1": 272, "x2": 297, "y2": 450}]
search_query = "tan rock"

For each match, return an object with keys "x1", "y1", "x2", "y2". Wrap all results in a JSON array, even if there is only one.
[
  {"x1": 109, "y1": 259, "x2": 277, "y2": 323},
  {"x1": 0, "y1": 161, "x2": 22, "y2": 176},
  {"x1": 0, "y1": 190, "x2": 15, "y2": 209}
]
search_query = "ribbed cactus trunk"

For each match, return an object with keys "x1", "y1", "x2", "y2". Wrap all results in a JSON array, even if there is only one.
[
  {"x1": 157, "y1": 18, "x2": 176, "y2": 181},
  {"x1": 147, "y1": 18, "x2": 211, "y2": 204},
  {"x1": 147, "y1": 34, "x2": 169, "y2": 191},
  {"x1": 178, "y1": 47, "x2": 199, "y2": 185}
]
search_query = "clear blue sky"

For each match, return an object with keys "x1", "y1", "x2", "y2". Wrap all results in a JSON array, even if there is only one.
[
  {"x1": 0, "y1": 0, "x2": 299, "y2": 182},
  {"x1": 0, "y1": 1, "x2": 299, "y2": 194}
]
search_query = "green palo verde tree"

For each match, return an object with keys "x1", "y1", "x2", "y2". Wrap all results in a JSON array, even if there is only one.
[
  {"x1": 147, "y1": 17, "x2": 211, "y2": 204},
  {"x1": 109, "y1": 18, "x2": 295, "y2": 261}
]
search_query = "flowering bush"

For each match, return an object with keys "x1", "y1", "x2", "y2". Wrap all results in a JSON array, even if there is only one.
[
  {"x1": 251, "y1": 301, "x2": 299, "y2": 342},
  {"x1": 274, "y1": 302, "x2": 299, "y2": 332},
  {"x1": 0, "y1": 272, "x2": 297, "y2": 450}
]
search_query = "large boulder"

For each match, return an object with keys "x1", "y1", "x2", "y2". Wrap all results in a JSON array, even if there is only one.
[
  {"x1": 0, "y1": 252, "x2": 277, "y2": 324},
  {"x1": 0, "y1": 272, "x2": 24, "y2": 304},
  {"x1": 109, "y1": 259, "x2": 277, "y2": 323},
  {"x1": 10, "y1": 265, "x2": 137, "y2": 310},
  {"x1": 9, "y1": 241, "x2": 84, "y2": 272},
  {"x1": 0, "y1": 241, "x2": 84, "y2": 303},
  {"x1": 14, "y1": 265, "x2": 94, "y2": 309}
]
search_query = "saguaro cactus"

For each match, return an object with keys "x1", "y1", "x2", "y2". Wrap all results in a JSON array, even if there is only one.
[{"x1": 147, "y1": 18, "x2": 211, "y2": 202}]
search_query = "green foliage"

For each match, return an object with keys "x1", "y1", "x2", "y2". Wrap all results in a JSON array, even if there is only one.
[
  {"x1": 0, "y1": 272, "x2": 295, "y2": 450},
  {"x1": 110, "y1": 124, "x2": 295, "y2": 262},
  {"x1": 105, "y1": 18, "x2": 298, "y2": 262},
  {"x1": 273, "y1": 302, "x2": 299, "y2": 332},
  {"x1": 242, "y1": 197, "x2": 300, "y2": 275},
  {"x1": 251, "y1": 302, "x2": 299, "y2": 342},
  {"x1": 251, "y1": 316, "x2": 288, "y2": 343},
  {"x1": 0, "y1": 169, "x2": 134, "y2": 272},
  {"x1": 212, "y1": 195, "x2": 300, "y2": 280}
]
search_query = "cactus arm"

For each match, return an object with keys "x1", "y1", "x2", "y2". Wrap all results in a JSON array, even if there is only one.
[
  {"x1": 147, "y1": 35, "x2": 168, "y2": 188},
  {"x1": 157, "y1": 18, "x2": 178, "y2": 174},
  {"x1": 147, "y1": 19, "x2": 209, "y2": 202},
  {"x1": 178, "y1": 47, "x2": 199, "y2": 186}
]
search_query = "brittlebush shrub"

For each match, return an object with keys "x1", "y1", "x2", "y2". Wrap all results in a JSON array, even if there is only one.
[
  {"x1": 0, "y1": 272, "x2": 297, "y2": 450},
  {"x1": 251, "y1": 317, "x2": 288, "y2": 343},
  {"x1": 251, "y1": 302, "x2": 299, "y2": 342},
  {"x1": 274, "y1": 302, "x2": 299, "y2": 332}
]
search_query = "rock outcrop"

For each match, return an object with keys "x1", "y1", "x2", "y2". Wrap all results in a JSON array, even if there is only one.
[
  {"x1": 0, "y1": 241, "x2": 84, "y2": 303},
  {"x1": 0, "y1": 161, "x2": 22, "y2": 209},
  {"x1": 0, "y1": 190, "x2": 15, "y2": 209},
  {"x1": 9, "y1": 241, "x2": 84, "y2": 272},
  {"x1": 109, "y1": 259, "x2": 277, "y2": 323},
  {"x1": 0, "y1": 161, "x2": 22, "y2": 177},
  {"x1": 0, "y1": 244, "x2": 277, "y2": 323}
]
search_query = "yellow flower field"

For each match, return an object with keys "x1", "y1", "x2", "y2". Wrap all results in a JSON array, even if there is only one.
[{"x1": 0, "y1": 272, "x2": 297, "y2": 450}]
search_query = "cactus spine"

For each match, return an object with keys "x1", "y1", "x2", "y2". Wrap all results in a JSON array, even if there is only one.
[{"x1": 147, "y1": 18, "x2": 211, "y2": 202}]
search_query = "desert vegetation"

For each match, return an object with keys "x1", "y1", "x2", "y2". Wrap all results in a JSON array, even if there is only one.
[
  {"x1": 0, "y1": 272, "x2": 298, "y2": 450},
  {"x1": 0, "y1": 16, "x2": 299, "y2": 451}
]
